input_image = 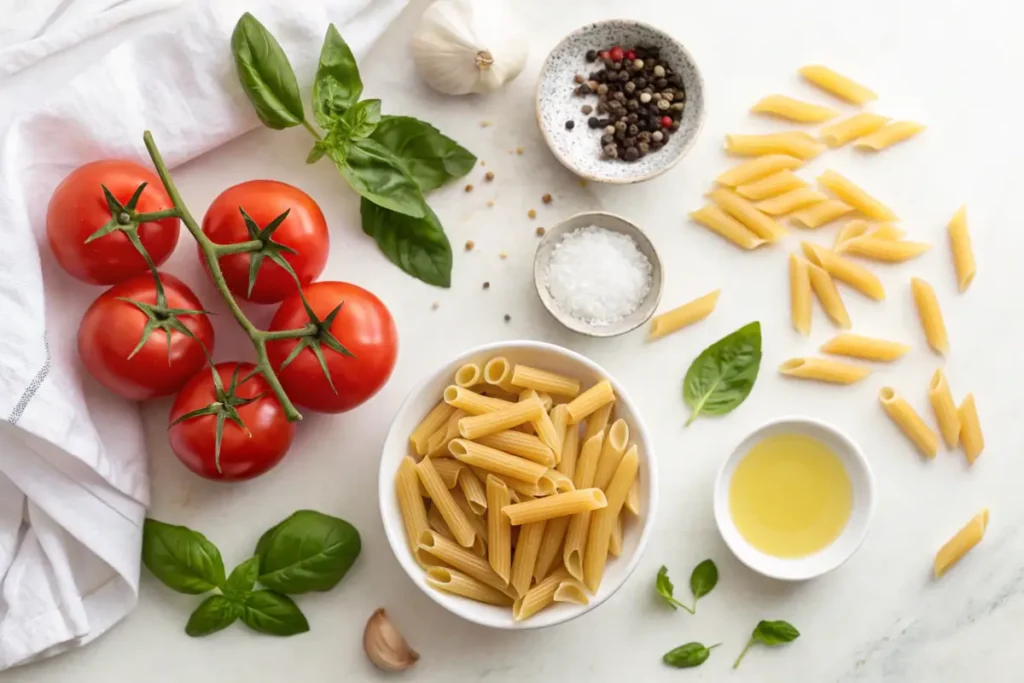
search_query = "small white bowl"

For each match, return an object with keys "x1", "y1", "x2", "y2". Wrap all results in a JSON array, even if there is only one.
[
  {"x1": 534, "y1": 211, "x2": 663, "y2": 337},
  {"x1": 713, "y1": 417, "x2": 875, "y2": 581},
  {"x1": 378, "y1": 341, "x2": 659, "y2": 629}
]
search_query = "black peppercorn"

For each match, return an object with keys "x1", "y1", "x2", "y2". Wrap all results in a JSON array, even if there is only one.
[
  {"x1": 601, "y1": 134, "x2": 615, "y2": 145},
  {"x1": 624, "y1": 81, "x2": 636, "y2": 94},
  {"x1": 577, "y1": 84, "x2": 591, "y2": 95},
  {"x1": 614, "y1": 120, "x2": 627, "y2": 132},
  {"x1": 671, "y1": 120, "x2": 681, "y2": 130},
  {"x1": 504, "y1": 314, "x2": 511, "y2": 322},
  {"x1": 623, "y1": 136, "x2": 636, "y2": 148},
  {"x1": 626, "y1": 99, "x2": 638, "y2": 111},
  {"x1": 627, "y1": 113, "x2": 638, "y2": 123},
  {"x1": 638, "y1": 141, "x2": 650, "y2": 155},
  {"x1": 588, "y1": 116, "x2": 600, "y2": 129},
  {"x1": 655, "y1": 78, "x2": 668, "y2": 89},
  {"x1": 614, "y1": 91, "x2": 626, "y2": 102},
  {"x1": 586, "y1": 49, "x2": 598, "y2": 62},
  {"x1": 634, "y1": 77, "x2": 647, "y2": 89},
  {"x1": 624, "y1": 146, "x2": 639, "y2": 161},
  {"x1": 565, "y1": 120, "x2": 575, "y2": 130},
  {"x1": 618, "y1": 70, "x2": 630, "y2": 82}
]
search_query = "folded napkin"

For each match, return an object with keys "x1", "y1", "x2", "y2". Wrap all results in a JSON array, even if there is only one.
[{"x1": 0, "y1": 0, "x2": 408, "y2": 669}]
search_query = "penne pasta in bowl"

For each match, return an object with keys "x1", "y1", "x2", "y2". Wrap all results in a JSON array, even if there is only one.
[{"x1": 378, "y1": 341, "x2": 658, "y2": 629}]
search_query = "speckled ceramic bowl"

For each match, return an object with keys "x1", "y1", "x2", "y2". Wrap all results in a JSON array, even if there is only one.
[{"x1": 536, "y1": 20, "x2": 705, "y2": 184}]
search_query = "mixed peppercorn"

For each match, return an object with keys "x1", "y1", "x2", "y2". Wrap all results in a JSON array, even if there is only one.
[{"x1": 567, "y1": 44, "x2": 686, "y2": 162}]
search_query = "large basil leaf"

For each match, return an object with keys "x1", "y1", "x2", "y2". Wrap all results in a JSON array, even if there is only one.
[
  {"x1": 240, "y1": 590, "x2": 309, "y2": 636},
  {"x1": 361, "y1": 198, "x2": 452, "y2": 288},
  {"x1": 340, "y1": 99, "x2": 381, "y2": 140},
  {"x1": 683, "y1": 321, "x2": 762, "y2": 426},
  {"x1": 142, "y1": 519, "x2": 225, "y2": 594},
  {"x1": 370, "y1": 115, "x2": 477, "y2": 192},
  {"x1": 753, "y1": 620, "x2": 800, "y2": 645},
  {"x1": 231, "y1": 13, "x2": 305, "y2": 130},
  {"x1": 255, "y1": 510, "x2": 361, "y2": 594},
  {"x1": 312, "y1": 24, "x2": 363, "y2": 126},
  {"x1": 185, "y1": 595, "x2": 238, "y2": 637},
  {"x1": 335, "y1": 138, "x2": 426, "y2": 218}
]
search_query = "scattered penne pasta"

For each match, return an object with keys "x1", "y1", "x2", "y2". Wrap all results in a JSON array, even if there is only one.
[
  {"x1": 427, "y1": 567, "x2": 513, "y2": 606},
  {"x1": 789, "y1": 254, "x2": 812, "y2": 336},
  {"x1": 502, "y1": 489, "x2": 608, "y2": 526},
  {"x1": 583, "y1": 403, "x2": 613, "y2": 443},
  {"x1": 426, "y1": 409, "x2": 467, "y2": 458},
  {"x1": 736, "y1": 169, "x2": 808, "y2": 201},
  {"x1": 799, "y1": 65, "x2": 877, "y2": 104},
  {"x1": 396, "y1": 457, "x2": 430, "y2": 560},
  {"x1": 454, "y1": 362, "x2": 482, "y2": 388},
  {"x1": 553, "y1": 577, "x2": 590, "y2": 605},
  {"x1": 417, "y1": 530, "x2": 512, "y2": 596},
  {"x1": 947, "y1": 206, "x2": 976, "y2": 292},
  {"x1": 818, "y1": 113, "x2": 890, "y2": 147},
  {"x1": 458, "y1": 398, "x2": 544, "y2": 439},
  {"x1": 708, "y1": 188, "x2": 787, "y2": 241},
  {"x1": 833, "y1": 220, "x2": 872, "y2": 249},
  {"x1": 807, "y1": 263, "x2": 851, "y2": 328},
  {"x1": 716, "y1": 154, "x2": 804, "y2": 186},
  {"x1": 431, "y1": 457, "x2": 465, "y2": 489},
  {"x1": 410, "y1": 402, "x2": 455, "y2": 456},
  {"x1": 839, "y1": 237, "x2": 930, "y2": 263},
  {"x1": 510, "y1": 521, "x2": 546, "y2": 598},
  {"x1": 689, "y1": 205, "x2": 767, "y2": 250},
  {"x1": 911, "y1": 277, "x2": 949, "y2": 355},
  {"x1": 818, "y1": 169, "x2": 898, "y2": 222},
  {"x1": 514, "y1": 568, "x2": 570, "y2": 621},
  {"x1": 486, "y1": 475, "x2": 512, "y2": 583},
  {"x1": 934, "y1": 510, "x2": 988, "y2": 578},
  {"x1": 756, "y1": 188, "x2": 829, "y2": 216},
  {"x1": 564, "y1": 432, "x2": 604, "y2": 581},
  {"x1": 778, "y1": 358, "x2": 871, "y2": 384},
  {"x1": 533, "y1": 516, "x2": 571, "y2": 582},
  {"x1": 868, "y1": 224, "x2": 905, "y2": 241},
  {"x1": 565, "y1": 380, "x2": 615, "y2": 424},
  {"x1": 879, "y1": 387, "x2": 939, "y2": 459},
  {"x1": 725, "y1": 132, "x2": 825, "y2": 159},
  {"x1": 854, "y1": 121, "x2": 926, "y2": 151},
  {"x1": 444, "y1": 386, "x2": 513, "y2": 415},
  {"x1": 928, "y1": 369, "x2": 961, "y2": 449},
  {"x1": 583, "y1": 446, "x2": 639, "y2": 592},
  {"x1": 448, "y1": 439, "x2": 548, "y2": 484},
  {"x1": 790, "y1": 199, "x2": 854, "y2": 229},
  {"x1": 821, "y1": 334, "x2": 909, "y2": 362},
  {"x1": 802, "y1": 243, "x2": 885, "y2": 300},
  {"x1": 511, "y1": 365, "x2": 581, "y2": 398},
  {"x1": 648, "y1": 289, "x2": 721, "y2": 341},
  {"x1": 595, "y1": 422, "x2": 631, "y2": 490},
  {"x1": 957, "y1": 394, "x2": 985, "y2": 464},
  {"x1": 483, "y1": 356, "x2": 519, "y2": 393},
  {"x1": 476, "y1": 430, "x2": 555, "y2": 467},
  {"x1": 750, "y1": 94, "x2": 840, "y2": 123},
  {"x1": 417, "y1": 457, "x2": 476, "y2": 548}
]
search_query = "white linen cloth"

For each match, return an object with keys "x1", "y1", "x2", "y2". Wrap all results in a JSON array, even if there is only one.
[{"x1": 0, "y1": 0, "x2": 409, "y2": 669}]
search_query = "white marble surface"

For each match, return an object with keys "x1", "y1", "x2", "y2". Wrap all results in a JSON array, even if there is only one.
[{"x1": 7, "y1": 0, "x2": 1024, "y2": 680}]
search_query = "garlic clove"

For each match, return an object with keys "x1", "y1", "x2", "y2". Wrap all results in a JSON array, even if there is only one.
[{"x1": 363, "y1": 608, "x2": 419, "y2": 672}]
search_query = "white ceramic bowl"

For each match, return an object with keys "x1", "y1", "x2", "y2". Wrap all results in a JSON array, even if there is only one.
[
  {"x1": 713, "y1": 417, "x2": 875, "y2": 581},
  {"x1": 378, "y1": 341, "x2": 659, "y2": 629}
]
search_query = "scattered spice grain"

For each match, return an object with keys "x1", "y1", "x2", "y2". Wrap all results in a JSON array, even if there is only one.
[
  {"x1": 516, "y1": 147, "x2": 524, "y2": 155},
  {"x1": 465, "y1": 184, "x2": 473, "y2": 192},
  {"x1": 482, "y1": 282, "x2": 490, "y2": 290},
  {"x1": 504, "y1": 314, "x2": 512, "y2": 322},
  {"x1": 484, "y1": 171, "x2": 495, "y2": 182},
  {"x1": 465, "y1": 240, "x2": 475, "y2": 251},
  {"x1": 542, "y1": 194, "x2": 553, "y2": 204},
  {"x1": 536, "y1": 227, "x2": 546, "y2": 237},
  {"x1": 528, "y1": 209, "x2": 537, "y2": 219}
]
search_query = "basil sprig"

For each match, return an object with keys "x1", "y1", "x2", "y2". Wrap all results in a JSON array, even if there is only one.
[
  {"x1": 142, "y1": 512, "x2": 360, "y2": 638},
  {"x1": 683, "y1": 321, "x2": 762, "y2": 426},
  {"x1": 733, "y1": 620, "x2": 800, "y2": 669},
  {"x1": 655, "y1": 560, "x2": 718, "y2": 614},
  {"x1": 663, "y1": 642, "x2": 719, "y2": 669},
  {"x1": 231, "y1": 13, "x2": 475, "y2": 287}
]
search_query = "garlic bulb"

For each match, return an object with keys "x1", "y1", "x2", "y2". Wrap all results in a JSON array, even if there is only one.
[
  {"x1": 363, "y1": 608, "x2": 419, "y2": 672},
  {"x1": 411, "y1": 0, "x2": 527, "y2": 95}
]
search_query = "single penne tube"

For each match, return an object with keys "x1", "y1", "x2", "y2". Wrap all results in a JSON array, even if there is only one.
[
  {"x1": 510, "y1": 520, "x2": 546, "y2": 598},
  {"x1": 583, "y1": 446, "x2": 639, "y2": 593},
  {"x1": 476, "y1": 430, "x2": 555, "y2": 467},
  {"x1": 533, "y1": 516, "x2": 571, "y2": 582},
  {"x1": 807, "y1": 262, "x2": 851, "y2": 328},
  {"x1": 426, "y1": 567, "x2": 513, "y2": 606},
  {"x1": 929, "y1": 369, "x2": 961, "y2": 449},
  {"x1": 799, "y1": 64, "x2": 877, "y2": 104},
  {"x1": 648, "y1": 289, "x2": 720, "y2": 341},
  {"x1": 947, "y1": 205, "x2": 976, "y2": 292},
  {"x1": 833, "y1": 219, "x2": 872, "y2": 249},
  {"x1": 548, "y1": 404, "x2": 569, "y2": 466},
  {"x1": 736, "y1": 170, "x2": 808, "y2": 201},
  {"x1": 818, "y1": 169, "x2": 898, "y2": 222},
  {"x1": 458, "y1": 398, "x2": 545, "y2": 440},
  {"x1": 582, "y1": 403, "x2": 613, "y2": 443},
  {"x1": 454, "y1": 362, "x2": 483, "y2": 388},
  {"x1": 716, "y1": 154, "x2": 804, "y2": 186},
  {"x1": 957, "y1": 394, "x2": 985, "y2": 464},
  {"x1": 802, "y1": 243, "x2": 885, "y2": 300},
  {"x1": 426, "y1": 409, "x2": 467, "y2": 458},
  {"x1": 542, "y1": 469, "x2": 575, "y2": 494},
  {"x1": 609, "y1": 515, "x2": 623, "y2": 558},
  {"x1": 854, "y1": 121, "x2": 926, "y2": 151},
  {"x1": 485, "y1": 475, "x2": 512, "y2": 583},
  {"x1": 750, "y1": 94, "x2": 839, "y2": 123},
  {"x1": 417, "y1": 530, "x2": 512, "y2": 596},
  {"x1": 410, "y1": 402, "x2": 455, "y2": 456},
  {"x1": 911, "y1": 277, "x2": 949, "y2": 355},
  {"x1": 417, "y1": 457, "x2": 476, "y2": 548},
  {"x1": 790, "y1": 253, "x2": 812, "y2": 336},
  {"x1": 476, "y1": 468, "x2": 556, "y2": 498},
  {"x1": 563, "y1": 432, "x2": 604, "y2": 581},
  {"x1": 483, "y1": 356, "x2": 518, "y2": 392},
  {"x1": 879, "y1": 387, "x2": 939, "y2": 459},
  {"x1": 790, "y1": 199, "x2": 854, "y2": 229},
  {"x1": 868, "y1": 224, "x2": 905, "y2": 241},
  {"x1": 595, "y1": 421, "x2": 631, "y2": 490},
  {"x1": 625, "y1": 477, "x2": 640, "y2": 516},
  {"x1": 426, "y1": 502, "x2": 454, "y2": 540},
  {"x1": 502, "y1": 489, "x2": 608, "y2": 526},
  {"x1": 452, "y1": 488, "x2": 489, "y2": 556},
  {"x1": 430, "y1": 457, "x2": 464, "y2": 489},
  {"x1": 558, "y1": 414, "x2": 581, "y2": 480},
  {"x1": 779, "y1": 358, "x2": 871, "y2": 384},
  {"x1": 513, "y1": 568, "x2": 570, "y2": 622},
  {"x1": 689, "y1": 205, "x2": 767, "y2": 250},
  {"x1": 724, "y1": 132, "x2": 825, "y2": 160},
  {"x1": 510, "y1": 365, "x2": 581, "y2": 398},
  {"x1": 518, "y1": 389, "x2": 561, "y2": 460},
  {"x1": 565, "y1": 380, "x2": 615, "y2": 425},
  {"x1": 553, "y1": 577, "x2": 590, "y2": 605},
  {"x1": 534, "y1": 392, "x2": 554, "y2": 412},
  {"x1": 818, "y1": 113, "x2": 890, "y2": 147},
  {"x1": 443, "y1": 386, "x2": 513, "y2": 416},
  {"x1": 449, "y1": 439, "x2": 548, "y2": 484},
  {"x1": 708, "y1": 188, "x2": 787, "y2": 241},
  {"x1": 934, "y1": 510, "x2": 989, "y2": 578},
  {"x1": 840, "y1": 237, "x2": 930, "y2": 263},
  {"x1": 457, "y1": 467, "x2": 488, "y2": 516},
  {"x1": 756, "y1": 188, "x2": 829, "y2": 216},
  {"x1": 396, "y1": 456, "x2": 430, "y2": 558},
  {"x1": 820, "y1": 333, "x2": 910, "y2": 362}
]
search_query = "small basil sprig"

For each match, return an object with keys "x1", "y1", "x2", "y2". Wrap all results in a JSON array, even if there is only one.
[
  {"x1": 663, "y1": 642, "x2": 720, "y2": 669},
  {"x1": 656, "y1": 560, "x2": 718, "y2": 614},
  {"x1": 312, "y1": 24, "x2": 363, "y2": 125},
  {"x1": 683, "y1": 321, "x2": 762, "y2": 426},
  {"x1": 733, "y1": 620, "x2": 800, "y2": 669}
]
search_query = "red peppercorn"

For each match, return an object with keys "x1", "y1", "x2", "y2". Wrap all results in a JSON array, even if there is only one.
[
  {"x1": 660, "y1": 115, "x2": 672, "y2": 128},
  {"x1": 609, "y1": 46, "x2": 624, "y2": 62},
  {"x1": 626, "y1": 49, "x2": 636, "y2": 61},
  {"x1": 598, "y1": 50, "x2": 609, "y2": 60}
]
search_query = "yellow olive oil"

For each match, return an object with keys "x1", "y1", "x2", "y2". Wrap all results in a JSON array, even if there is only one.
[{"x1": 729, "y1": 433, "x2": 852, "y2": 558}]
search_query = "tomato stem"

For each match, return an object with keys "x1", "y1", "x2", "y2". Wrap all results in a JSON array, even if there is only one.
[{"x1": 141, "y1": 130, "x2": 310, "y2": 423}]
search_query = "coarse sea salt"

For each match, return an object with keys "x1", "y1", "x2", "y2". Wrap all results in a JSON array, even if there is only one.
[{"x1": 544, "y1": 225, "x2": 653, "y2": 326}]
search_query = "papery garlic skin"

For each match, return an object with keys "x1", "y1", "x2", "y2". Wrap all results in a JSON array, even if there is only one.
[{"x1": 411, "y1": 0, "x2": 527, "y2": 95}]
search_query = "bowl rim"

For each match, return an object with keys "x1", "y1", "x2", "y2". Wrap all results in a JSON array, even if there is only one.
[
  {"x1": 532, "y1": 210, "x2": 664, "y2": 338},
  {"x1": 534, "y1": 18, "x2": 707, "y2": 184},
  {"x1": 377, "y1": 339, "x2": 660, "y2": 629},
  {"x1": 712, "y1": 415, "x2": 876, "y2": 581}
]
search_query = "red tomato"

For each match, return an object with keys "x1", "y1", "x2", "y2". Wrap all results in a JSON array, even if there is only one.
[
  {"x1": 201, "y1": 180, "x2": 329, "y2": 304},
  {"x1": 47, "y1": 160, "x2": 180, "y2": 285},
  {"x1": 169, "y1": 362, "x2": 295, "y2": 481},
  {"x1": 266, "y1": 281, "x2": 397, "y2": 413},
  {"x1": 77, "y1": 272, "x2": 214, "y2": 400}
]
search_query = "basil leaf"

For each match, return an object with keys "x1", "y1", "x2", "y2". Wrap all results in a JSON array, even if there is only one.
[
  {"x1": 663, "y1": 642, "x2": 719, "y2": 668},
  {"x1": 683, "y1": 321, "x2": 762, "y2": 426},
  {"x1": 335, "y1": 139, "x2": 426, "y2": 218},
  {"x1": 369, "y1": 116, "x2": 477, "y2": 192},
  {"x1": 340, "y1": 99, "x2": 382, "y2": 140},
  {"x1": 655, "y1": 565, "x2": 692, "y2": 613},
  {"x1": 255, "y1": 510, "x2": 361, "y2": 594},
  {"x1": 231, "y1": 13, "x2": 304, "y2": 130},
  {"x1": 753, "y1": 620, "x2": 800, "y2": 645},
  {"x1": 689, "y1": 559, "x2": 719, "y2": 607},
  {"x1": 223, "y1": 555, "x2": 260, "y2": 599},
  {"x1": 312, "y1": 24, "x2": 363, "y2": 126},
  {"x1": 361, "y1": 198, "x2": 452, "y2": 288},
  {"x1": 240, "y1": 590, "x2": 309, "y2": 636},
  {"x1": 185, "y1": 595, "x2": 238, "y2": 637},
  {"x1": 142, "y1": 519, "x2": 225, "y2": 594}
]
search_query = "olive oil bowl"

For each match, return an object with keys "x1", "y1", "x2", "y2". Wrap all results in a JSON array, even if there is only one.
[{"x1": 713, "y1": 417, "x2": 875, "y2": 581}]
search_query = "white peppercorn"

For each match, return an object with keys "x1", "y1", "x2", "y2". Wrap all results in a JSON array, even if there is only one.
[
  {"x1": 657, "y1": 99, "x2": 670, "y2": 110},
  {"x1": 633, "y1": 59, "x2": 644, "y2": 70},
  {"x1": 653, "y1": 65, "x2": 665, "y2": 77},
  {"x1": 604, "y1": 125, "x2": 615, "y2": 135},
  {"x1": 651, "y1": 131, "x2": 664, "y2": 142},
  {"x1": 640, "y1": 92, "x2": 651, "y2": 103}
]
